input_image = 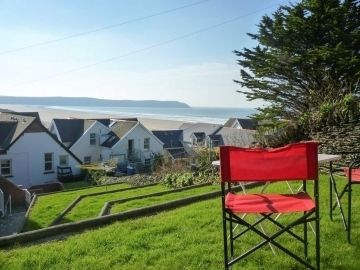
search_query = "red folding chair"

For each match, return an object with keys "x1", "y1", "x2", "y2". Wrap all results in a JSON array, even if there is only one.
[
  {"x1": 330, "y1": 157, "x2": 360, "y2": 243},
  {"x1": 220, "y1": 142, "x2": 320, "y2": 270}
]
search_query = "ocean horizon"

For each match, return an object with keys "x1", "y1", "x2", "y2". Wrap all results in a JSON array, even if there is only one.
[{"x1": 42, "y1": 105, "x2": 257, "y2": 124}]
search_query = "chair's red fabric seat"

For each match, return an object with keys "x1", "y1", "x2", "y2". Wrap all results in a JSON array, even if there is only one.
[
  {"x1": 343, "y1": 168, "x2": 360, "y2": 182},
  {"x1": 225, "y1": 192, "x2": 315, "y2": 214}
]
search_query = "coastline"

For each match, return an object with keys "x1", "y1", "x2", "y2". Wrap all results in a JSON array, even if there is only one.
[{"x1": 0, "y1": 104, "x2": 188, "y2": 130}]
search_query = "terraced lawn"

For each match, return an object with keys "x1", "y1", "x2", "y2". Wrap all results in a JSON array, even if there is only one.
[
  {"x1": 1, "y1": 175, "x2": 359, "y2": 270},
  {"x1": 23, "y1": 183, "x2": 131, "y2": 231},
  {"x1": 110, "y1": 184, "x2": 219, "y2": 214},
  {"x1": 62, "y1": 184, "x2": 169, "y2": 223}
]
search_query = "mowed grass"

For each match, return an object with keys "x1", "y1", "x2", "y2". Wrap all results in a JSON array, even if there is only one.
[
  {"x1": 23, "y1": 183, "x2": 131, "y2": 231},
  {"x1": 110, "y1": 184, "x2": 219, "y2": 214},
  {"x1": 3, "y1": 175, "x2": 359, "y2": 270},
  {"x1": 62, "y1": 185, "x2": 169, "y2": 223}
]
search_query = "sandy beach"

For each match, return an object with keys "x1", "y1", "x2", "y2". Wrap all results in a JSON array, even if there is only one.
[{"x1": 0, "y1": 104, "x2": 188, "y2": 130}]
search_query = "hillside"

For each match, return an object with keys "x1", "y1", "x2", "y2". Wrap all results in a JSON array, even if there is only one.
[{"x1": 0, "y1": 96, "x2": 190, "y2": 108}]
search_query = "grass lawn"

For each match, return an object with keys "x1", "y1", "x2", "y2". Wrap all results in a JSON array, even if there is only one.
[
  {"x1": 110, "y1": 184, "x2": 219, "y2": 214},
  {"x1": 62, "y1": 180, "x2": 93, "y2": 190},
  {"x1": 23, "y1": 183, "x2": 131, "y2": 231},
  {"x1": 62, "y1": 185, "x2": 169, "y2": 223},
  {"x1": 4, "y1": 175, "x2": 359, "y2": 270}
]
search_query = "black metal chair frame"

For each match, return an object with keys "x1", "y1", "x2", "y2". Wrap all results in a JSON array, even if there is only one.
[
  {"x1": 329, "y1": 158, "x2": 360, "y2": 243},
  {"x1": 221, "y1": 180, "x2": 320, "y2": 270}
]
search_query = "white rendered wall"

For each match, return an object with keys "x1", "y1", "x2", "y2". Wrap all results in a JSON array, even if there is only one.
[
  {"x1": 110, "y1": 124, "x2": 163, "y2": 162},
  {"x1": 70, "y1": 121, "x2": 110, "y2": 163},
  {"x1": 1, "y1": 132, "x2": 81, "y2": 188}
]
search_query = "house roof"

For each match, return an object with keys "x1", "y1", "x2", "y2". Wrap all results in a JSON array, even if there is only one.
[
  {"x1": 207, "y1": 134, "x2": 224, "y2": 145},
  {"x1": 53, "y1": 118, "x2": 114, "y2": 146},
  {"x1": 111, "y1": 120, "x2": 138, "y2": 139},
  {"x1": 181, "y1": 122, "x2": 223, "y2": 136},
  {"x1": 214, "y1": 127, "x2": 255, "y2": 147},
  {"x1": 9, "y1": 111, "x2": 41, "y2": 121},
  {"x1": 224, "y1": 118, "x2": 258, "y2": 130},
  {"x1": 0, "y1": 113, "x2": 82, "y2": 164},
  {"x1": 53, "y1": 119, "x2": 87, "y2": 145},
  {"x1": 0, "y1": 108, "x2": 14, "y2": 113},
  {"x1": 101, "y1": 131, "x2": 120, "y2": 148},
  {"x1": 179, "y1": 122, "x2": 193, "y2": 130},
  {"x1": 152, "y1": 130, "x2": 183, "y2": 149},
  {"x1": 192, "y1": 132, "x2": 206, "y2": 140},
  {"x1": 0, "y1": 113, "x2": 36, "y2": 151}
]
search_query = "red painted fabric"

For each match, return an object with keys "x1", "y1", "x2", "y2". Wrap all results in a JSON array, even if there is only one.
[
  {"x1": 225, "y1": 192, "x2": 315, "y2": 214},
  {"x1": 220, "y1": 142, "x2": 318, "y2": 182},
  {"x1": 343, "y1": 168, "x2": 360, "y2": 182}
]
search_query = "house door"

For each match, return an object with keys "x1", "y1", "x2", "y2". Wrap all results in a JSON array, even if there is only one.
[{"x1": 128, "y1": 139, "x2": 134, "y2": 157}]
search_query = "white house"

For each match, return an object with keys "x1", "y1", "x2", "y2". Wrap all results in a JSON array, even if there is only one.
[
  {"x1": 0, "y1": 113, "x2": 82, "y2": 188},
  {"x1": 152, "y1": 130, "x2": 189, "y2": 160},
  {"x1": 180, "y1": 122, "x2": 223, "y2": 147},
  {"x1": 223, "y1": 118, "x2": 258, "y2": 130},
  {"x1": 50, "y1": 118, "x2": 112, "y2": 164},
  {"x1": 51, "y1": 118, "x2": 164, "y2": 167},
  {"x1": 102, "y1": 120, "x2": 164, "y2": 166}
]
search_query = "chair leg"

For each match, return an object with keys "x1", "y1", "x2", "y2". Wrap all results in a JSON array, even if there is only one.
[
  {"x1": 315, "y1": 181, "x2": 320, "y2": 270},
  {"x1": 348, "y1": 183, "x2": 352, "y2": 244},
  {"x1": 304, "y1": 211, "x2": 308, "y2": 260},
  {"x1": 230, "y1": 220, "x2": 234, "y2": 257},
  {"x1": 223, "y1": 213, "x2": 229, "y2": 270}
]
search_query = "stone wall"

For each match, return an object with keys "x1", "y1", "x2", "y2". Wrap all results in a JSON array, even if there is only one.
[{"x1": 311, "y1": 122, "x2": 360, "y2": 167}]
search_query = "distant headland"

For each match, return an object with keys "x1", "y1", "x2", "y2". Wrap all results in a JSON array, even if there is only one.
[{"x1": 0, "y1": 96, "x2": 190, "y2": 108}]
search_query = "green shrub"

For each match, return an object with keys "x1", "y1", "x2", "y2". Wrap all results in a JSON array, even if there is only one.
[{"x1": 80, "y1": 166, "x2": 107, "y2": 185}]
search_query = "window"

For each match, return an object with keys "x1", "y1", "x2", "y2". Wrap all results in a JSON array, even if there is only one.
[
  {"x1": 144, "y1": 158, "x2": 151, "y2": 167},
  {"x1": 44, "y1": 153, "x2": 53, "y2": 172},
  {"x1": 90, "y1": 133, "x2": 96, "y2": 145},
  {"x1": 59, "y1": 155, "x2": 69, "y2": 166},
  {"x1": 84, "y1": 156, "x2": 91, "y2": 164},
  {"x1": 144, "y1": 138, "x2": 150, "y2": 150},
  {"x1": 0, "y1": 159, "x2": 11, "y2": 176}
]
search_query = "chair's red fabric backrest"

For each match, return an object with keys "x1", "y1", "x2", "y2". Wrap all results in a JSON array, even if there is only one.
[{"x1": 220, "y1": 142, "x2": 318, "y2": 182}]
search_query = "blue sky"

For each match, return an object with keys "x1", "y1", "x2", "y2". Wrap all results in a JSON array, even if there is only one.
[{"x1": 0, "y1": 0, "x2": 290, "y2": 108}]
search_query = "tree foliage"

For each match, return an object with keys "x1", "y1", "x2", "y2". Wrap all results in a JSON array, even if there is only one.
[{"x1": 235, "y1": 0, "x2": 360, "y2": 122}]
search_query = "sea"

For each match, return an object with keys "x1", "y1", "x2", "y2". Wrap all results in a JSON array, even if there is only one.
[{"x1": 46, "y1": 106, "x2": 257, "y2": 125}]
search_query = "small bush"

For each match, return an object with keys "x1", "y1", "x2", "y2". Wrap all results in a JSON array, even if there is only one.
[{"x1": 81, "y1": 166, "x2": 107, "y2": 185}]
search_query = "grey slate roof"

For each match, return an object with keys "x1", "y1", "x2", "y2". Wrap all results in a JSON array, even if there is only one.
[
  {"x1": 152, "y1": 130, "x2": 183, "y2": 149},
  {"x1": 111, "y1": 120, "x2": 137, "y2": 139},
  {"x1": 0, "y1": 122, "x2": 17, "y2": 150},
  {"x1": 101, "y1": 131, "x2": 120, "y2": 148},
  {"x1": 192, "y1": 132, "x2": 206, "y2": 141},
  {"x1": 0, "y1": 113, "x2": 36, "y2": 151},
  {"x1": 207, "y1": 134, "x2": 224, "y2": 145},
  {"x1": 9, "y1": 112, "x2": 41, "y2": 121},
  {"x1": 53, "y1": 119, "x2": 87, "y2": 146},
  {"x1": 0, "y1": 113, "x2": 82, "y2": 164},
  {"x1": 224, "y1": 118, "x2": 258, "y2": 130},
  {"x1": 214, "y1": 127, "x2": 255, "y2": 147}
]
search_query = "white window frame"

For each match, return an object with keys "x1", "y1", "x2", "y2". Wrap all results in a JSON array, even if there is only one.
[
  {"x1": 59, "y1": 155, "x2": 69, "y2": 167},
  {"x1": 0, "y1": 159, "x2": 12, "y2": 176},
  {"x1": 144, "y1": 138, "x2": 150, "y2": 150},
  {"x1": 90, "y1": 133, "x2": 96, "y2": 145},
  {"x1": 44, "y1": 153, "x2": 54, "y2": 172},
  {"x1": 84, "y1": 156, "x2": 92, "y2": 164}
]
